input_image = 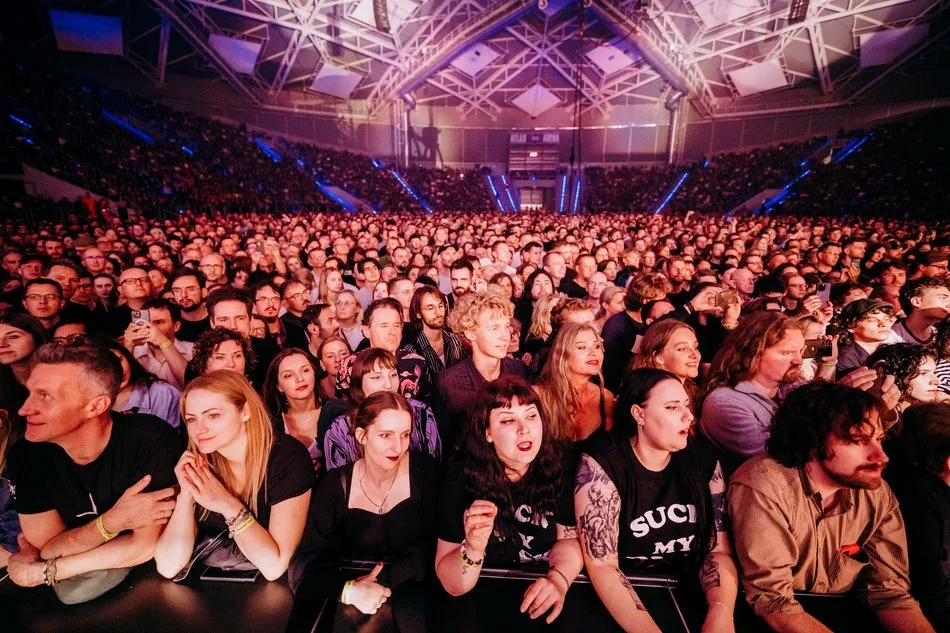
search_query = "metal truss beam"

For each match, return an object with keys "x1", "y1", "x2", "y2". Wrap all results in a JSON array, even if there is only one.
[
  {"x1": 504, "y1": 20, "x2": 610, "y2": 117},
  {"x1": 148, "y1": 0, "x2": 264, "y2": 103},
  {"x1": 809, "y1": 22, "x2": 833, "y2": 94},
  {"x1": 374, "y1": 0, "x2": 536, "y2": 117},
  {"x1": 158, "y1": 16, "x2": 172, "y2": 86},
  {"x1": 690, "y1": 0, "x2": 928, "y2": 62},
  {"x1": 181, "y1": 0, "x2": 401, "y2": 67},
  {"x1": 590, "y1": 1, "x2": 701, "y2": 106}
]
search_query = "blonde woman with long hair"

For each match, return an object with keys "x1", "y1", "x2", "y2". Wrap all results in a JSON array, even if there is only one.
[
  {"x1": 154, "y1": 370, "x2": 313, "y2": 581},
  {"x1": 535, "y1": 323, "x2": 616, "y2": 442}
]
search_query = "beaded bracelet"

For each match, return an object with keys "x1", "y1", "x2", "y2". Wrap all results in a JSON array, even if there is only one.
[
  {"x1": 459, "y1": 540, "x2": 484, "y2": 567},
  {"x1": 225, "y1": 506, "x2": 250, "y2": 528},
  {"x1": 96, "y1": 515, "x2": 118, "y2": 541}
]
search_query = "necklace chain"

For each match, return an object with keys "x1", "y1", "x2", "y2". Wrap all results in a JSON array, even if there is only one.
[{"x1": 359, "y1": 459, "x2": 400, "y2": 514}]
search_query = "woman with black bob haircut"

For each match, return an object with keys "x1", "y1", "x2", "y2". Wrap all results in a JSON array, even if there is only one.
[
  {"x1": 575, "y1": 368, "x2": 737, "y2": 633},
  {"x1": 435, "y1": 376, "x2": 582, "y2": 625}
]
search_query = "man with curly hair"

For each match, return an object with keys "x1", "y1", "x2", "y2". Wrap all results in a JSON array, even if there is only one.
[
  {"x1": 434, "y1": 291, "x2": 528, "y2": 449},
  {"x1": 730, "y1": 381, "x2": 936, "y2": 633}
]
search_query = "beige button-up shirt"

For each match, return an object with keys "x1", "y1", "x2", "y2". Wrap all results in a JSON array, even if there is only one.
[{"x1": 729, "y1": 455, "x2": 920, "y2": 616}]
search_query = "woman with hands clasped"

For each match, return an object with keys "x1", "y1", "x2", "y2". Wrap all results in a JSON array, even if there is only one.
[
  {"x1": 290, "y1": 391, "x2": 438, "y2": 632},
  {"x1": 435, "y1": 377, "x2": 583, "y2": 625},
  {"x1": 153, "y1": 370, "x2": 313, "y2": 581}
]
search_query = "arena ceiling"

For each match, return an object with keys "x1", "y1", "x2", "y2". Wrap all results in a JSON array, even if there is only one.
[{"x1": 24, "y1": 0, "x2": 950, "y2": 120}]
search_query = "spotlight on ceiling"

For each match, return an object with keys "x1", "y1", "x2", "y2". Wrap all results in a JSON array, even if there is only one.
[{"x1": 788, "y1": 0, "x2": 810, "y2": 24}]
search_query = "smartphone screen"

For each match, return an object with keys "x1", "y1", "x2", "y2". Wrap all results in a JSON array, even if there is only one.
[
  {"x1": 199, "y1": 566, "x2": 260, "y2": 583},
  {"x1": 816, "y1": 283, "x2": 831, "y2": 305}
]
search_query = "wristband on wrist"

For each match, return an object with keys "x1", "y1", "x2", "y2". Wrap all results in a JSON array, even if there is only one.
[
  {"x1": 722, "y1": 321, "x2": 738, "y2": 330},
  {"x1": 710, "y1": 600, "x2": 730, "y2": 612},
  {"x1": 230, "y1": 515, "x2": 256, "y2": 538},
  {"x1": 96, "y1": 515, "x2": 118, "y2": 541},
  {"x1": 341, "y1": 580, "x2": 355, "y2": 605},
  {"x1": 43, "y1": 556, "x2": 60, "y2": 586},
  {"x1": 459, "y1": 540, "x2": 484, "y2": 567},
  {"x1": 159, "y1": 340, "x2": 173, "y2": 350},
  {"x1": 548, "y1": 565, "x2": 571, "y2": 590}
]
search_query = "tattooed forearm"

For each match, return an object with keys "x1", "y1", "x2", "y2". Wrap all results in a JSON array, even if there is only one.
[
  {"x1": 700, "y1": 555, "x2": 721, "y2": 593},
  {"x1": 616, "y1": 568, "x2": 647, "y2": 612},
  {"x1": 561, "y1": 525, "x2": 578, "y2": 539},
  {"x1": 710, "y1": 462, "x2": 724, "y2": 485},
  {"x1": 576, "y1": 455, "x2": 621, "y2": 560},
  {"x1": 711, "y1": 491, "x2": 726, "y2": 534}
]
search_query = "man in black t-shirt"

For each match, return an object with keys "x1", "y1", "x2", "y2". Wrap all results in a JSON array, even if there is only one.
[{"x1": 5, "y1": 342, "x2": 180, "y2": 603}]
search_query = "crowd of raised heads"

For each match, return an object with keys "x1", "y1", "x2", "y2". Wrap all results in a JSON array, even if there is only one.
[{"x1": 0, "y1": 202, "x2": 948, "y2": 633}]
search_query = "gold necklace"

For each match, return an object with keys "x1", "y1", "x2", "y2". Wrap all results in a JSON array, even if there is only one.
[{"x1": 359, "y1": 459, "x2": 400, "y2": 514}]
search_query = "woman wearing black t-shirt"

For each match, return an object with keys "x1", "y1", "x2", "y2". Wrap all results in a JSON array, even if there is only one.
[
  {"x1": 154, "y1": 370, "x2": 313, "y2": 581},
  {"x1": 575, "y1": 368, "x2": 737, "y2": 633},
  {"x1": 435, "y1": 376, "x2": 582, "y2": 625},
  {"x1": 290, "y1": 391, "x2": 438, "y2": 632}
]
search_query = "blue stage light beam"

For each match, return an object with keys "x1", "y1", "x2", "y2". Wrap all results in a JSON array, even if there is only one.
[
  {"x1": 654, "y1": 171, "x2": 688, "y2": 214},
  {"x1": 102, "y1": 110, "x2": 154, "y2": 144}
]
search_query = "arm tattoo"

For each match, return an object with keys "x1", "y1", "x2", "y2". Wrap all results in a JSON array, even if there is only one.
[
  {"x1": 710, "y1": 462, "x2": 724, "y2": 485},
  {"x1": 700, "y1": 555, "x2": 721, "y2": 593},
  {"x1": 616, "y1": 568, "x2": 647, "y2": 612},
  {"x1": 561, "y1": 525, "x2": 578, "y2": 539},
  {"x1": 710, "y1": 491, "x2": 726, "y2": 535},
  {"x1": 576, "y1": 455, "x2": 621, "y2": 560}
]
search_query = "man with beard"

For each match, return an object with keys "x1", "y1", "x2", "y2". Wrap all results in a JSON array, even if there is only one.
[
  {"x1": 700, "y1": 312, "x2": 816, "y2": 469},
  {"x1": 169, "y1": 269, "x2": 209, "y2": 343},
  {"x1": 730, "y1": 382, "x2": 936, "y2": 633},
  {"x1": 251, "y1": 280, "x2": 286, "y2": 348},
  {"x1": 404, "y1": 286, "x2": 468, "y2": 380},
  {"x1": 279, "y1": 279, "x2": 311, "y2": 349},
  {"x1": 301, "y1": 303, "x2": 340, "y2": 358}
]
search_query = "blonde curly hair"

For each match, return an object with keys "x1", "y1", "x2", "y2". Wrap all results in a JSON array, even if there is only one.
[{"x1": 448, "y1": 291, "x2": 514, "y2": 338}]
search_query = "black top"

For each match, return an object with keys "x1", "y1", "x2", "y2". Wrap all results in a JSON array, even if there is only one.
[
  {"x1": 104, "y1": 304, "x2": 134, "y2": 338},
  {"x1": 580, "y1": 429, "x2": 720, "y2": 576},
  {"x1": 6, "y1": 413, "x2": 180, "y2": 528},
  {"x1": 177, "y1": 315, "x2": 211, "y2": 343},
  {"x1": 437, "y1": 454, "x2": 576, "y2": 566},
  {"x1": 558, "y1": 278, "x2": 587, "y2": 299},
  {"x1": 885, "y1": 461, "x2": 950, "y2": 629},
  {"x1": 289, "y1": 452, "x2": 439, "y2": 597},
  {"x1": 280, "y1": 313, "x2": 309, "y2": 350},
  {"x1": 434, "y1": 357, "x2": 528, "y2": 451},
  {"x1": 198, "y1": 433, "x2": 313, "y2": 537},
  {"x1": 601, "y1": 311, "x2": 645, "y2": 392}
]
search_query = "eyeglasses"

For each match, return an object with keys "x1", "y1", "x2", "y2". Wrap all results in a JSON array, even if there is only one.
[
  {"x1": 256, "y1": 297, "x2": 281, "y2": 305},
  {"x1": 54, "y1": 334, "x2": 83, "y2": 344},
  {"x1": 286, "y1": 292, "x2": 309, "y2": 302},
  {"x1": 199, "y1": 264, "x2": 224, "y2": 271},
  {"x1": 25, "y1": 293, "x2": 60, "y2": 302},
  {"x1": 84, "y1": 256, "x2": 106, "y2": 261},
  {"x1": 335, "y1": 300, "x2": 356, "y2": 307},
  {"x1": 119, "y1": 277, "x2": 150, "y2": 287}
]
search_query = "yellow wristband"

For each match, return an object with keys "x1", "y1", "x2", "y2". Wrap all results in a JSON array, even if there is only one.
[
  {"x1": 96, "y1": 515, "x2": 118, "y2": 541},
  {"x1": 231, "y1": 515, "x2": 256, "y2": 537},
  {"x1": 159, "y1": 340, "x2": 173, "y2": 350},
  {"x1": 341, "y1": 580, "x2": 355, "y2": 605}
]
